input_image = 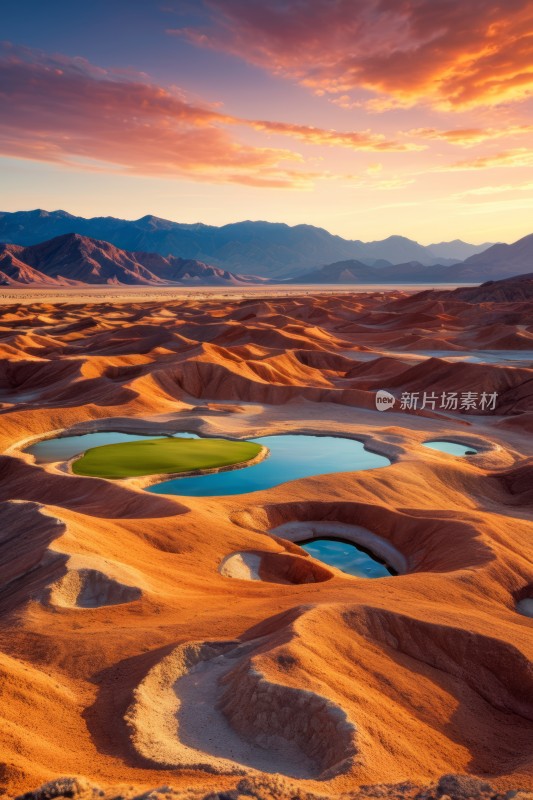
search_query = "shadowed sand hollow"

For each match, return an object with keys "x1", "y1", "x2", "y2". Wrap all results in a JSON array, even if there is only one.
[
  {"x1": 232, "y1": 500, "x2": 495, "y2": 574},
  {"x1": 219, "y1": 550, "x2": 333, "y2": 584},
  {"x1": 518, "y1": 599, "x2": 533, "y2": 617},
  {"x1": 45, "y1": 556, "x2": 143, "y2": 608},
  {"x1": 126, "y1": 636, "x2": 357, "y2": 779},
  {"x1": 343, "y1": 604, "x2": 533, "y2": 727}
]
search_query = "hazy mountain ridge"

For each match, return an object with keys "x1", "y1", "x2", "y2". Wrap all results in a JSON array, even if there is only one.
[
  {"x1": 427, "y1": 239, "x2": 494, "y2": 260},
  {"x1": 0, "y1": 211, "x2": 527, "y2": 287},
  {"x1": 290, "y1": 233, "x2": 533, "y2": 284},
  {"x1": 289, "y1": 258, "x2": 438, "y2": 284},
  {"x1": 0, "y1": 234, "x2": 267, "y2": 286},
  {"x1": 0, "y1": 209, "x2": 493, "y2": 278}
]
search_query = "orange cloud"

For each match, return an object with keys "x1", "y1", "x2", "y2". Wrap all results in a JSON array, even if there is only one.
[
  {"x1": 171, "y1": 0, "x2": 533, "y2": 110},
  {"x1": 407, "y1": 125, "x2": 533, "y2": 147},
  {"x1": 0, "y1": 43, "x2": 429, "y2": 190},
  {"x1": 248, "y1": 120, "x2": 425, "y2": 151},
  {"x1": 451, "y1": 148, "x2": 533, "y2": 170},
  {"x1": 0, "y1": 44, "x2": 311, "y2": 188},
  {"x1": 455, "y1": 181, "x2": 533, "y2": 197}
]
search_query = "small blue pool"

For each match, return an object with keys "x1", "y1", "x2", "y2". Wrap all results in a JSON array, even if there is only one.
[
  {"x1": 301, "y1": 538, "x2": 393, "y2": 578},
  {"x1": 423, "y1": 440, "x2": 478, "y2": 456}
]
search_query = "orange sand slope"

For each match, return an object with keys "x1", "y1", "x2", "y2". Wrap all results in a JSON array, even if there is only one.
[{"x1": 0, "y1": 290, "x2": 532, "y2": 799}]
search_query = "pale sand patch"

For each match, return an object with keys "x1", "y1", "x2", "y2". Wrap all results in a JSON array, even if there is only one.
[
  {"x1": 45, "y1": 554, "x2": 143, "y2": 608},
  {"x1": 175, "y1": 652, "x2": 316, "y2": 778},
  {"x1": 0, "y1": 284, "x2": 417, "y2": 306},
  {"x1": 219, "y1": 552, "x2": 261, "y2": 581},
  {"x1": 126, "y1": 638, "x2": 357, "y2": 779}
]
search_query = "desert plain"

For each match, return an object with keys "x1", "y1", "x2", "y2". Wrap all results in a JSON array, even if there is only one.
[{"x1": 1, "y1": 281, "x2": 533, "y2": 800}]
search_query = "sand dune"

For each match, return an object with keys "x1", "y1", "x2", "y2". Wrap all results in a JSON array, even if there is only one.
[
  {"x1": 126, "y1": 630, "x2": 357, "y2": 780},
  {"x1": 45, "y1": 555, "x2": 143, "y2": 609},
  {"x1": 0, "y1": 287, "x2": 532, "y2": 797}
]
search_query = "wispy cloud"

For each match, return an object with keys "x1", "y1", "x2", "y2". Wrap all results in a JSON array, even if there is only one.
[
  {"x1": 0, "y1": 43, "x2": 428, "y2": 190},
  {"x1": 170, "y1": 0, "x2": 533, "y2": 110},
  {"x1": 0, "y1": 44, "x2": 312, "y2": 188},
  {"x1": 406, "y1": 124, "x2": 533, "y2": 147},
  {"x1": 454, "y1": 181, "x2": 533, "y2": 198},
  {"x1": 451, "y1": 148, "x2": 533, "y2": 170},
  {"x1": 248, "y1": 120, "x2": 425, "y2": 151}
]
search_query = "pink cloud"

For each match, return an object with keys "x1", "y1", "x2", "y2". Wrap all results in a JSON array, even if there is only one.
[
  {"x1": 451, "y1": 148, "x2": 533, "y2": 170},
  {"x1": 171, "y1": 0, "x2": 533, "y2": 110},
  {"x1": 249, "y1": 120, "x2": 424, "y2": 151},
  {"x1": 407, "y1": 124, "x2": 533, "y2": 147},
  {"x1": 0, "y1": 43, "x2": 424, "y2": 189},
  {"x1": 0, "y1": 44, "x2": 308, "y2": 188}
]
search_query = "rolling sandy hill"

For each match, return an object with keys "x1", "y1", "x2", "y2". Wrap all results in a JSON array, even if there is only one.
[
  {"x1": 442, "y1": 273, "x2": 533, "y2": 303},
  {"x1": 0, "y1": 234, "x2": 266, "y2": 287},
  {"x1": 392, "y1": 274, "x2": 533, "y2": 310},
  {"x1": 0, "y1": 277, "x2": 532, "y2": 798}
]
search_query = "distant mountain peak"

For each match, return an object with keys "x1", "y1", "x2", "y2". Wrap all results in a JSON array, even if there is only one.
[
  {"x1": 32, "y1": 208, "x2": 74, "y2": 218},
  {"x1": 0, "y1": 233, "x2": 266, "y2": 287},
  {"x1": 0, "y1": 208, "x2": 516, "y2": 279},
  {"x1": 135, "y1": 214, "x2": 174, "y2": 225},
  {"x1": 375, "y1": 234, "x2": 414, "y2": 243}
]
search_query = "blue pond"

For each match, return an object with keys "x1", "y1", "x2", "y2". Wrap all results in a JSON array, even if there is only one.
[
  {"x1": 149, "y1": 434, "x2": 390, "y2": 497},
  {"x1": 301, "y1": 538, "x2": 392, "y2": 578},
  {"x1": 411, "y1": 350, "x2": 533, "y2": 366},
  {"x1": 423, "y1": 440, "x2": 478, "y2": 456},
  {"x1": 26, "y1": 431, "x2": 199, "y2": 463},
  {"x1": 347, "y1": 350, "x2": 533, "y2": 367}
]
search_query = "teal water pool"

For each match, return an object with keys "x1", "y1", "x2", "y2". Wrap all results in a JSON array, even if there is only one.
[
  {"x1": 346, "y1": 350, "x2": 533, "y2": 367},
  {"x1": 423, "y1": 440, "x2": 478, "y2": 456},
  {"x1": 300, "y1": 538, "x2": 393, "y2": 578},
  {"x1": 26, "y1": 430, "x2": 199, "y2": 463},
  {"x1": 148, "y1": 434, "x2": 390, "y2": 497}
]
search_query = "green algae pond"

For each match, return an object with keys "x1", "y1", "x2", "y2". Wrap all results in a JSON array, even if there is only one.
[{"x1": 71, "y1": 437, "x2": 263, "y2": 479}]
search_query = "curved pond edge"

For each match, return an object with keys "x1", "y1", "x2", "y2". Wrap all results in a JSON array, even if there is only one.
[
  {"x1": 14, "y1": 425, "x2": 201, "y2": 462},
  {"x1": 17, "y1": 423, "x2": 394, "y2": 468},
  {"x1": 269, "y1": 520, "x2": 408, "y2": 576},
  {"x1": 16, "y1": 425, "x2": 395, "y2": 497},
  {"x1": 422, "y1": 439, "x2": 479, "y2": 456},
  {"x1": 298, "y1": 536, "x2": 396, "y2": 578},
  {"x1": 67, "y1": 443, "x2": 271, "y2": 488},
  {"x1": 148, "y1": 433, "x2": 392, "y2": 497},
  {"x1": 15, "y1": 425, "x2": 270, "y2": 488}
]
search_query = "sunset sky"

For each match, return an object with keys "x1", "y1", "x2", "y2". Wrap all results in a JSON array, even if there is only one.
[{"x1": 1, "y1": 0, "x2": 533, "y2": 243}]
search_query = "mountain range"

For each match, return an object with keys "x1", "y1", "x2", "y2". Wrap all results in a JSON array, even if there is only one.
[
  {"x1": 290, "y1": 234, "x2": 533, "y2": 284},
  {"x1": 0, "y1": 209, "x2": 493, "y2": 279},
  {"x1": 0, "y1": 234, "x2": 266, "y2": 287},
  {"x1": 289, "y1": 233, "x2": 533, "y2": 284},
  {"x1": 0, "y1": 209, "x2": 530, "y2": 288}
]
